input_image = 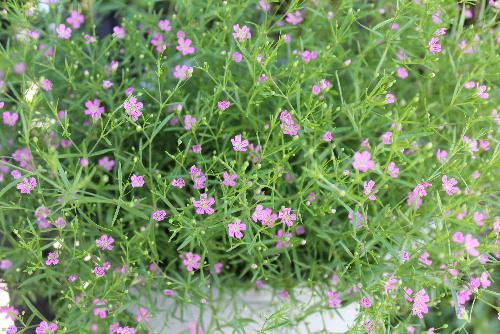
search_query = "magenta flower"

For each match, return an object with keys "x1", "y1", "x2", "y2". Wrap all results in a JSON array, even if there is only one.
[
  {"x1": 231, "y1": 134, "x2": 249, "y2": 152},
  {"x1": 232, "y1": 24, "x2": 252, "y2": 42},
  {"x1": 436, "y1": 149, "x2": 448, "y2": 163},
  {"x1": 323, "y1": 131, "x2": 333, "y2": 142},
  {"x1": 279, "y1": 111, "x2": 300, "y2": 136},
  {"x1": 40, "y1": 79, "x2": 53, "y2": 91},
  {"x1": 53, "y1": 217, "x2": 66, "y2": 228},
  {"x1": 55, "y1": 24, "x2": 72, "y2": 39},
  {"x1": 172, "y1": 178, "x2": 186, "y2": 188},
  {"x1": 286, "y1": 11, "x2": 304, "y2": 25},
  {"x1": 17, "y1": 177, "x2": 37, "y2": 194},
  {"x1": 442, "y1": 175, "x2": 459, "y2": 196},
  {"x1": 222, "y1": 171, "x2": 238, "y2": 187},
  {"x1": 218, "y1": 100, "x2": 231, "y2": 111},
  {"x1": 387, "y1": 162, "x2": 400, "y2": 178},
  {"x1": 174, "y1": 65, "x2": 193, "y2": 80},
  {"x1": 233, "y1": 52, "x2": 243, "y2": 63},
  {"x1": 84, "y1": 99, "x2": 106, "y2": 120},
  {"x1": 96, "y1": 235, "x2": 114, "y2": 251},
  {"x1": 278, "y1": 208, "x2": 297, "y2": 227},
  {"x1": 181, "y1": 252, "x2": 201, "y2": 271},
  {"x1": 352, "y1": 151, "x2": 375, "y2": 172},
  {"x1": 192, "y1": 144, "x2": 202, "y2": 153},
  {"x1": 464, "y1": 234, "x2": 480, "y2": 256},
  {"x1": 381, "y1": 131, "x2": 393, "y2": 145},
  {"x1": 385, "y1": 93, "x2": 396, "y2": 104},
  {"x1": 360, "y1": 297, "x2": 372, "y2": 308},
  {"x1": 177, "y1": 37, "x2": 196, "y2": 55},
  {"x1": 328, "y1": 291, "x2": 342, "y2": 308},
  {"x1": 163, "y1": 289, "x2": 176, "y2": 297},
  {"x1": 419, "y1": 251, "x2": 432, "y2": 266},
  {"x1": 130, "y1": 175, "x2": 144, "y2": 188},
  {"x1": 228, "y1": 219, "x2": 246, "y2": 239},
  {"x1": 412, "y1": 289, "x2": 430, "y2": 318},
  {"x1": 193, "y1": 193, "x2": 215, "y2": 215},
  {"x1": 46, "y1": 252, "x2": 59, "y2": 266},
  {"x1": 302, "y1": 50, "x2": 319, "y2": 63},
  {"x1": 159, "y1": 19, "x2": 172, "y2": 32},
  {"x1": 3, "y1": 111, "x2": 19, "y2": 126},
  {"x1": 66, "y1": 11, "x2": 85, "y2": 29},
  {"x1": 397, "y1": 67, "x2": 408, "y2": 79},
  {"x1": 98, "y1": 156, "x2": 115, "y2": 172},
  {"x1": 363, "y1": 180, "x2": 377, "y2": 201},
  {"x1": 113, "y1": 26, "x2": 126, "y2": 39},
  {"x1": 428, "y1": 37, "x2": 442, "y2": 54},
  {"x1": 124, "y1": 97, "x2": 144, "y2": 121},
  {"x1": 35, "y1": 321, "x2": 58, "y2": 334},
  {"x1": 152, "y1": 210, "x2": 167, "y2": 222}
]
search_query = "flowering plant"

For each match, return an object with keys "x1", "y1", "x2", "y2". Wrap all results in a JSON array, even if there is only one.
[{"x1": 0, "y1": 0, "x2": 499, "y2": 333}]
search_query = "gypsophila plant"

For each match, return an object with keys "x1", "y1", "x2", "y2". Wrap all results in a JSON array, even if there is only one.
[{"x1": 0, "y1": 0, "x2": 499, "y2": 333}]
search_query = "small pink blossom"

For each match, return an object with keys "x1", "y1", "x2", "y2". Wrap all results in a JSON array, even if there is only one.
[
  {"x1": 442, "y1": 175, "x2": 459, "y2": 196},
  {"x1": 385, "y1": 93, "x2": 396, "y2": 104},
  {"x1": 419, "y1": 251, "x2": 432, "y2": 266},
  {"x1": 152, "y1": 210, "x2": 167, "y2": 222},
  {"x1": 231, "y1": 134, "x2": 249, "y2": 152},
  {"x1": 464, "y1": 234, "x2": 480, "y2": 256},
  {"x1": 302, "y1": 50, "x2": 318, "y2": 63},
  {"x1": 172, "y1": 178, "x2": 186, "y2": 188},
  {"x1": 233, "y1": 52, "x2": 243, "y2": 63},
  {"x1": 113, "y1": 26, "x2": 126, "y2": 39},
  {"x1": 396, "y1": 67, "x2": 408, "y2": 79},
  {"x1": 228, "y1": 219, "x2": 246, "y2": 239},
  {"x1": 328, "y1": 291, "x2": 342, "y2": 308},
  {"x1": 35, "y1": 321, "x2": 58, "y2": 334},
  {"x1": 177, "y1": 37, "x2": 196, "y2": 55},
  {"x1": 412, "y1": 289, "x2": 430, "y2": 318},
  {"x1": 124, "y1": 97, "x2": 144, "y2": 121},
  {"x1": 66, "y1": 11, "x2": 85, "y2": 29},
  {"x1": 96, "y1": 235, "x2": 114, "y2": 251},
  {"x1": 363, "y1": 180, "x2": 377, "y2": 201},
  {"x1": 428, "y1": 37, "x2": 442, "y2": 53},
  {"x1": 278, "y1": 208, "x2": 297, "y2": 227},
  {"x1": 46, "y1": 252, "x2": 59, "y2": 266},
  {"x1": 387, "y1": 162, "x2": 400, "y2": 178},
  {"x1": 55, "y1": 24, "x2": 72, "y2": 39},
  {"x1": 286, "y1": 11, "x2": 304, "y2": 25},
  {"x1": 360, "y1": 297, "x2": 372, "y2": 308},
  {"x1": 130, "y1": 175, "x2": 144, "y2": 188},
  {"x1": 232, "y1": 24, "x2": 251, "y2": 42},
  {"x1": 174, "y1": 65, "x2": 193, "y2": 80},
  {"x1": 381, "y1": 131, "x2": 393, "y2": 144},
  {"x1": 192, "y1": 144, "x2": 202, "y2": 153},
  {"x1": 323, "y1": 131, "x2": 333, "y2": 142},
  {"x1": 453, "y1": 232, "x2": 465, "y2": 243},
  {"x1": 193, "y1": 193, "x2": 215, "y2": 215},
  {"x1": 436, "y1": 149, "x2": 448, "y2": 163},
  {"x1": 40, "y1": 79, "x2": 53, "y2": 91},
  {"x1": 181, "y1": 252, "x2": 201, "y2": 271},
  {"x1": 98, "y1": 156, "x2": 115, "y2": 172},
  {"x1": 159, "y1": 19, "x2": 172, "y2": 32},
  {"x1": 17, "y1": 177, "x2": 37, "y2": 194},
  {"x1": 2, "y1": 112, "x2": 19, "y2": 126},
  {"x1": 218, "y1": 100, "x2": 231, "y2": 111},
  {"x1": 222, "y1": 171, "x2": 238, "y2": 187},
  {"x1": 352, "y1": 151, "x2": 375, "y2": 172},
  {"x1": 84, "y1": 99, "x2": 106, "y2": 120}
]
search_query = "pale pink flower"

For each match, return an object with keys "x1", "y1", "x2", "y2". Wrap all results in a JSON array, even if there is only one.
[
  {"x1": 232, "y1": 24, "x2": 251, "y2": 42},
  {"x1": 193, "y1": 193, "x2": 215, "y2": 215},
  {"x1": 387, "y1": 162, "x2": 400, "y2": 178},
  {"x1": 96, "y1": 235, "x2": 114, "y2": 251},
  {"x1": 228, "y1": 219, "x2": 246, "y2": 239},
  {"x1": 17, "y1": 177, "x2": 37, "y2": 194},
  {"x1": 181, "y1": 252, "x2": 201, "y2": 271},
  {"x1": 2, "y1": 112, "x2": 19, "y2": 126},
  {"x1": 130, "y1": 175, "x2": 144, "y2": 188},
  {"x1": 159, "y1": 19, "x2": 172, "y2": 32},
  {"x1": 174, "y1": 65, "x2": 193, "y2": 80},
  {"x1": 328, "y1": 291, "x2": 342, "y2": 308},
  {"x1": 278, "y1": 208, "x2": 297, "y2": 227},
  {"x1": 55, "y1": 24, "x2": 72, "y2": 39},
  {"x1": 222, "y1": 171, "x2": 238, "y2": 187},
  {"x1": 464, "y1": 234, "x2": 480, "y2": 256},
  {"x1": 442, "y1": 175, "x2": 459, "y2": 196},
  {"x1": 231, "y1": 134, "x2": 249, "y2": 152},
  {"x1": 152, "y1": 210, "x2": 167, "y2": 221},
  {"x1": 66, "y1": 11, "x2": 85, "y2": 29},
  {"x1": 352, "y1": 151, "x2": 375, "y2": 172},
  {"x1": 84, "y1": 99, "x2": 106, "y2": 120}
]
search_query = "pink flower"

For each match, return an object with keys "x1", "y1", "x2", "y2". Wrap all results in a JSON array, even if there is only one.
[
  {"x1": 55, "y1": 24, "x2": 72, "y2": 39},
  {"x1": 66, "y1": 11, "x2": 85, "y2": 29},
  {"x1": 136, "y1": 307, "x2": 151, "y2": 323},
  {"x1": 360, "y1": 297, "x2": 372, "y2": 308},
  {"x1": 53, "y1": 217, "x2": 66, "y2": 228},
  {"x1": 464, "y1": 234, "x2": 480, "y2": 256},
  {"x1": 190, "y1": 165, "x2": 206, "y2": 189},
  {"x1": 228, "y1": 219, "x2": 246, "y2": 239},
  {"x1": 177, "y1": 37, "x2": 196, "y2": 55},
  {"x1": 328, "y1": 291, "x2": 342, "y2": 308},
  {"x1": 222, "y1": 171, "x2": 238, "y2": 187},
  {"x1": 442, "y1": 175, "x2": 459, "y2": 196},
  {"x1": 352, "y1": 151, "x2": 375, "y2": 172},
  {"x1": 172, "y1": 178, "x2": 186, "y2": 188},
  {"x1": 323, "y1": 131, "x2": 333, "y2": 142},
  {"x1": 84, "y1": 99, "x2": 106, "y2": 120},
  {"x1": 131, "y1": 175, "x2": 144, "y2": 188},
  {"x1": 124, "y1": 97, "x2": 144, "y2": 121},
  {"x1": 232, "y1": 24, "x2": 251, "y2": 42},
  {"x1": 163, "y1": 289, "x2": 176, "y2": 297},
  {"x1": 46, "y1": 252, "x2": 59, "y2": 266},
  {"x1": 384, "y1": 276, "x2": 399, "y2": 295},
  {"x1": 412, "y1": 289, "x2": 430, "y2": 318},
  {"x1": 278, "y1": 208, "x2": 297, "y2": 227},
  {"x1": 98, "y1": 156, "x2": 115, "y2": 172},
  {"x1": 275, "y1": 229, "x2": 292, "y2": 249},
  {"x1": 464, "y1": 81, "x2": 476, "y2": 89},
  {"x1": 387, "y1": 162, "x2": 400, "y2": 178},
  {"x1": 159, "y1": 19, "x2": 172, "y2": 32},
  {"x1": 476, "y1": 85, "x2": 489, "y2": 99},
  {"x1": 363, "y1": 180, "x2": 377, "y2": 201},
  {"x1": 436, "y1": 149, "x2": 448, "y2": 163},
  {"x1": 174, "y1": 65, "x2": 193, "y2": 80},
  {"x1": 192, "y1": 144, "x2": 202, "y2": 153},
  {"x1": 193, "y1": 193, "x2": 215, "y2": 215},
  {"x1": 17, "y1": 177, "x2": 37, "y2": 194},
  {"x1": 385, "y1": 93, "x2": 396, "y2": 104},
  {"x1": 232, "y1": 52, "x2": 243, "y2": 63},
  {"x1": 96, "y1": 235, "x2": 114, "y2": 251},
  {"x1": 302, "y1": 50, "x2": 318, "y2": 63},
  {"x1": 480, "y1": 272, "x2": 491, "y2": 288},
  {"x1": 40, "y1": 79, "x2": 53, "y2": 91},
  {"x1": 279, "y1": 110, "x2": 300, "y2": 136},
  {"x1": 113, "y1": 26, "x2": 126, "y2": 39},
  {"x1": 35, "y1": 321, "x2": 58, "y2": 334},
  {"x1": 419, "y1": 251, "x2": 432, "y2": 266},
  {"x1": 397, "y1": 67, "x2": 408, "y2": 79},
  {"x1": 381, "y1": 131, "x2": 393, "y2": 144},
  {"x1": 231, "y1": 134, "x2": 249, "y2": 152},
  {"x1": 151, "y1": 32, "x2": 167, "y2": 53},
  {"x1": 2, "y1": 112, "x2": 19, "y2": 126},
  {"x1": 286, "y1": 11, "x2": 304, "y2": 25},
  {"x1": 102, "y1": 80, "x2": 113, "y2": 89},
  {"x1": 453, "y1": 231, "x2": 465, "y2": 243},
  {"x1": 152, "y1": 210, "x2": 167, "y2": 222},
  {"x1": 428, "y1": 37, "x2": 442, "y2": 54},
  {"x1": 218, "y1": 100, "x2": 231, "y2": 111},
  {"x1": 181, "y1": 252, "x2": 201, "y2": 271}
]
